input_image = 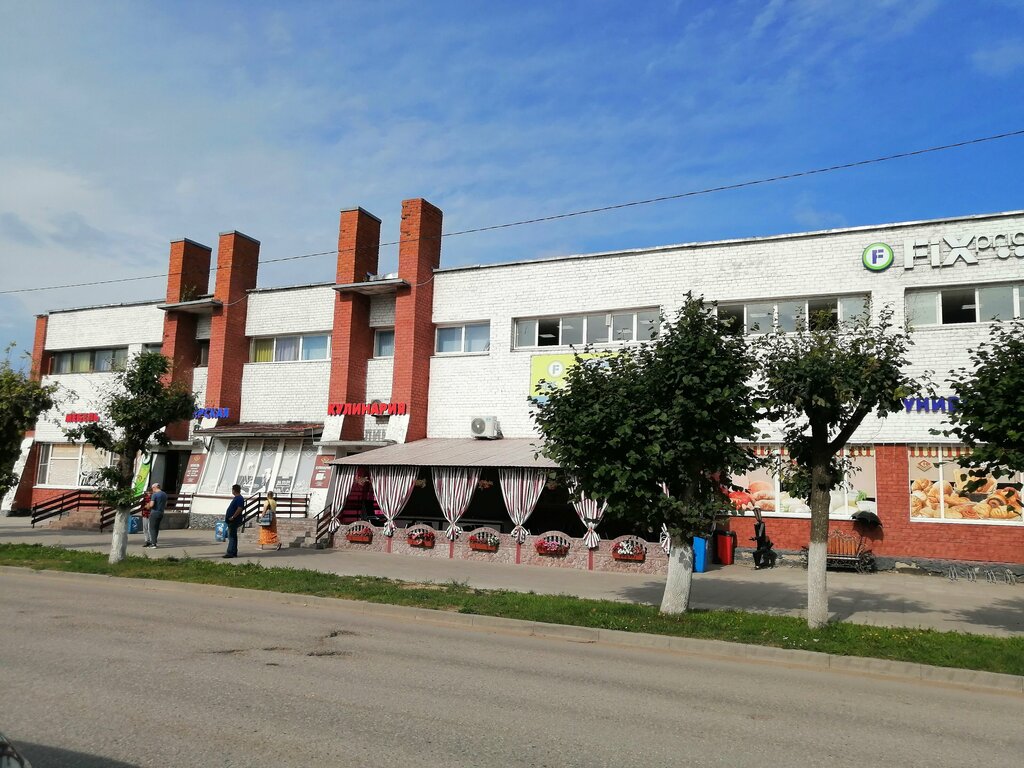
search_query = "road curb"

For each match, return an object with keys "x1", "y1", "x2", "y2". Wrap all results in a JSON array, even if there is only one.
[{"x1": 5, "y1": 566, "x2": 1022, "y2": 695}]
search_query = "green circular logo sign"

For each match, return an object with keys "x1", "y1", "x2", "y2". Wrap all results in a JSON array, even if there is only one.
[{"x1": 862, "y1": 242, "x2": 894, "y2": 272}]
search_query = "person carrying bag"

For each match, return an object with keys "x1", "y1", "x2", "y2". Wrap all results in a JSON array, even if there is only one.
[{"x1": 258, "y1": 490, "x2": 281, "y2": 551}]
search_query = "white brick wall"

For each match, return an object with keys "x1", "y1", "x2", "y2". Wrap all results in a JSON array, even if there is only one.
[
  {"x1": 246, "y1": 285, "x2": 334, "y2": 337},
  {"x1": 428, "y1": 212, "x2": 1024, "y2": 441},
  {"x1": 366, "y1": 358, "x2": 393, "y2": 401},
  {"x1": 239, "y1": 361, "x2": 330, "y2": 422},
  {"x1": 46, "y1": 303, "x2": 164, "y2": 349},
  {"x1": 369, "y1": 295, "x2": 395, "y2": 327},
  {"x1": 34, "y1": 372, "x2": 119, "y2": 442}
]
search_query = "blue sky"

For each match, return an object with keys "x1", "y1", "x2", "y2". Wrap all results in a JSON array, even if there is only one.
[{"x1": 2, "y1": 0, "x2": 1023, "y2": 366}]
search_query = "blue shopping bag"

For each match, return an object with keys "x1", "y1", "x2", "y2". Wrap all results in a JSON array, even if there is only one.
[
  {"x1": 214, "y1": 521, "x2": 228, "y2": 542},
  {"x1": 128, "y1": 515, "x2": 143, "y2": 534}
]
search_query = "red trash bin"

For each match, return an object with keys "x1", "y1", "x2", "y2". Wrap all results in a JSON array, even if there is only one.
[{"x1": 715, "y1": 531, "x2": 737, "y2": 565}]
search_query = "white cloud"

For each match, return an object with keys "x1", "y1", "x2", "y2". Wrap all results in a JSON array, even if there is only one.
[{"x1": 972, "y1": 38, "x2": 1024, "y2": 76}]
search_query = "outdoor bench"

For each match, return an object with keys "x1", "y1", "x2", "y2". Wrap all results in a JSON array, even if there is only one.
[{"x1": 802, "y1": 530, "x2": 875, "y2": 573}]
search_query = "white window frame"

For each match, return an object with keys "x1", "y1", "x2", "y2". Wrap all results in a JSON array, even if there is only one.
[
  {"x1": 374, "y1": 328, "x2": 395, "y2": 358},
  {"x1": 35, "y1": 443, "x2": 115, "y2": 488},
  {"x1": 512, "y1": 308, "x2": 659, "y2": 349},
  {"x1": 717, "y1": 294, "x2": 870, "y2": 336},
  {"x1": 906, "y1": 284, "x2": 1023, "y2": 328},
  {"x1": 50, "y1": 347, "x2": 129, "y2": 375},
  {"x1": 249, "y1": 333, "x2": 332, "y2": 363},
  {"x1": 434, "y1": 322, "x2": 491, "y2": 355},
  {"x1": 909, "y1": 446, "x2": 1024, "y2": 526},
  {"x1": 197, "y1": 437, "x2": 318, "y2": 497}
]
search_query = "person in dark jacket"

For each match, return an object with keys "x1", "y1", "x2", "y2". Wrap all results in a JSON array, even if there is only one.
[
  {"x1": 223, "y1": 484, "x2": 245, "y2": 558},
  {"x1": 148, "y1": 484, "x2": 168, "y2": 547}
]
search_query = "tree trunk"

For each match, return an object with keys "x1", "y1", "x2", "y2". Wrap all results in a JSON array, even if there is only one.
[
  {"x1": 660, "y1": 537, "x2": 694, "y2": 614},
  {"x1": 109, "y1": 507, "x2": 130, "y2": 564},
  {"x1": 806, "y1": 460, "x2": 831, "y2": 628}
]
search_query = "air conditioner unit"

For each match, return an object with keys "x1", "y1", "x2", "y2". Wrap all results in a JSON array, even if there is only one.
[{"x1": 470, "y1": 416, "x2": 501, "y2": 439}]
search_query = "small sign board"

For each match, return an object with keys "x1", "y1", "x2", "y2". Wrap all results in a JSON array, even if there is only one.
[{"x1": 309, "y1": 454, "x2": 334, "y2": 489}]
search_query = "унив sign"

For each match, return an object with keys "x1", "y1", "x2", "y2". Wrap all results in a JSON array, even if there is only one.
[{"x1": 903, "y1": 396, "x2": 959, "y2": 413}]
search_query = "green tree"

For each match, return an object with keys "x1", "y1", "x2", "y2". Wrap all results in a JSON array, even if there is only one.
[
  {"x1": 0, "y1": 345, "x2": 57, "y2": 501},
  {"x1": 941, "y1": 319, "x2": 1024, "y2": 487},
  {"x1": 755, "y1": 307, "x2": 915, "y2": 628},
  {"x1": 66, "y1": 352, "x2": 196, "y2": 563},
  {"x1": 531, "y1": 295, "x2": 761, "y2": 613}
]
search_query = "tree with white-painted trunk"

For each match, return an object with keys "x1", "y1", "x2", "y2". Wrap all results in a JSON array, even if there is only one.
[
  {"x1": 755, "y1": 307, "x2": 915, "y2": 628},
  {"x1": 65, "y1": 353, "x2": 196, "y2": 564},
  {"x1": 531, "y1": 295, "x2": 760, "y2": 614}
]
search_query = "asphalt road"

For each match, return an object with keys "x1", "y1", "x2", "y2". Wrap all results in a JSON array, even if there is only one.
[{"x1": 1, "y1": 570, "x2": 1021, "y2": 768}]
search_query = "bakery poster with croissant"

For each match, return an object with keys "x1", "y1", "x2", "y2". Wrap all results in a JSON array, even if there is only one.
[{"x1": 910, "y1": 455, "x2": 1023, "y2": 522}]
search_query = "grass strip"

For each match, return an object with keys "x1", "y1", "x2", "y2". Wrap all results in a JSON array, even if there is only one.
[{"x1": 2, "y1": 542, "x2": 1022, "y2": 676}]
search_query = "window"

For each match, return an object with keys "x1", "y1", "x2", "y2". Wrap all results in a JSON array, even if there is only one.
[
  {"x1": 35, "y1": 443, "x2": 113, "y2": 487},
  {"x1": 731, "y1": 446, "x2": 876, "y2": 518},
  {"x1": 50, "y1": 348, "x2": 129, "y2": 374},
  {"x1": 198, "y1": 437, "x2": 320, "y2": 496},
  {"x1": 717, "y1": 295, "x2": 869, "y2": 335},
  {"x1": 249, "y1": 334, "x2": 331, "y2": 362},
  {"x1": 374, "y1": 329, "x2": 395, "y2": 358},
  {"x1": 906, "y1": 284, "x2": 1024, "y2": 327},
  {"x1": 142, "y1": 344, "x2": 163, "y2": 355},
  {"x1": 513, "y1": 309, "x2": 659, "y2": 348},
  {"x1": 909, "y1": 446, "x2": 1022, "y2": 524},
  {"x1": 435, "y1": 322, "x2": 490, "y2": 354},
  {"x1": 196, "y1": 340, "x2": 210, "y2": 367}
]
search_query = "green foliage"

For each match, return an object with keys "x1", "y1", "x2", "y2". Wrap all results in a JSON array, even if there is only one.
[
  {"x1": 2, "y1": 543, "x2": 1022, "y2": 676},
  {"x1": 64, "y1": 352, "x2": 196, "y2": 509},
  {"x1": 941, "y1": 320, "x2": 1024, "y2": 486},
  {"x1": 530, "y1": 294, "x2": 761, "y2": 541},
  {"x1": 0, "y1": 345, "x2": 57, "y2": 498},
  {"x1": 756, "y1": 306, "x2": 916, "y2": 484}
]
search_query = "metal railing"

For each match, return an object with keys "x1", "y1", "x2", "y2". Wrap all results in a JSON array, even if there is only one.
[
  {"x1": 98, "y1": 493, "x2": 194, "y2": 531},
  {"x1": 240, "y1": 493, "x2": 310, "y2": 527},
  {"x1": 315, "y1": 503, "x2": 335, "y2": 544},
  {"x1": 31, "y1": 490, "x2": 102, "y2": 527}
]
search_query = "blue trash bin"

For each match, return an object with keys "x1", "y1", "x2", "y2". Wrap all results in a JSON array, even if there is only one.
[{"x1": 693, "y1": 535, "x2": 710, "y2": 573}]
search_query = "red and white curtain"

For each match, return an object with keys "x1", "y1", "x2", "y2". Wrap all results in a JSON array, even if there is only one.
[
  {"x1": 659, "y1": 482, "x2": 671, "y2": 555},
  {"x1": 499, "y1": 467, "x2": 548, "y2": 543},
  {"x1": 432, "y1": 466, "x2": 480, "y2": 540},
  {"x1": 370, "y1": 465, "x2": 419, "y2": 536},
  {"x1": 326, "y1": 466, "x2": 358, "y2": 533},
  {"x1": 568, "y1": 478, "x2": 607, "y2": 549}
]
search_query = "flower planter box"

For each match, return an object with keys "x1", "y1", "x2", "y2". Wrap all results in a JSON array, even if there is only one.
[
  {"x1": 408, "y1": 536, "x2": 435, "y2": 549},
  {"x1": 469, "y1": 541, "x2": 498, "y2": 553},
  {"x1": 612, "y1": 551, "x2": 645, "y2": 562},
  {"x1": 346, "y1": 532, "x2": 373, "y2": 544},
  {"x1": 535, "y1": 542, "x2": 570, "y2": 557}
]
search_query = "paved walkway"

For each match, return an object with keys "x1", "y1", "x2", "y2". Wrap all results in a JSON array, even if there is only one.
[{"x1": 2, "y1": 516, "x2": 1021, "y2": 636}]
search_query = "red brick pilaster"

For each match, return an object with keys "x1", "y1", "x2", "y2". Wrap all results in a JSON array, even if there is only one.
[
  {"x1": 392, "y1": 198, "x2": 442, "y2": 442},
  {"x1": 328, "y1": 208, "x2": 381, "y2": 441},
  {"x1": 162, "y1": 238, "x2": 212, "y2": 440},
  {"x1": 30, "y1": 315, "x2": 50, "y2": 382},
  {"x1": 206, "y1": 231, "x2": 260, "y2": 425}
]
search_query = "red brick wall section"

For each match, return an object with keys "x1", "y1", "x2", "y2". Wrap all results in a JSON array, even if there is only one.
[
  {"x1": 162, "y1": 239, "x2": 212, "y2": 440},
  {"x1": 392, "y1": 198, "x2": 442, "y2": 442},
  {"x1": 724, "y1": 445, "x2": 1023, "y2": 565},
  {"x1": 206, "y1": 231, "x2": 260, "y2": 425},
  {"x1": 30, "y1": 315, "x2": 50, "y2": 382},
  {"x1": 329, "y1": 208, "x2": 381, "y2": 441},
  {"x1": 12, "y1": 444, "x2": 42, "y2": 511}
]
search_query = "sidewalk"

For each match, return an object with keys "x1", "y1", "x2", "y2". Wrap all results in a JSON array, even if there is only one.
[{"x1": 2, "y1": 516, "x2": 1021, "y2": 636}]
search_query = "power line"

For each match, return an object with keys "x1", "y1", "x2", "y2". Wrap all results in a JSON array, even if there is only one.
[{"x1": 3, "y1": 127, "x2": 1023, "y2": 297}]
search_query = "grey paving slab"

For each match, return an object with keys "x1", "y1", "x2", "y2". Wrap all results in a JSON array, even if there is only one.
[{"x1": 2, "y1": 515, "x2": 1022, "y2": 636}]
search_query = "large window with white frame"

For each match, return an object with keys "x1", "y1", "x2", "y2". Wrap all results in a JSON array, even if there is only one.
[
  {"x1": 909, "y1": 446, "x2": 1023, "y2": 524},
  {"x1": 249, "y1": 334, "x2": 331, "y2": 363},
  {"x1": 198, "y1": 438, "x2": 319, "y2": 496},
  {"x1": 435, "y1": 322, "x2": 490, "y2": 354},
  {"x1": 50, "y1": 347, "x2": 129, "y2": 374},
  {"x1": 905, "y1": 284, "x2": 1023, "y2": 327},
  {"x1": 717, "y1": 294, "x2": 869, "y2": 335},
  {"x1": 35, "y1": 443, "x2": 115, "y2": 487},
  {"x1": 513, "y1": 308, "x2": 659, "y2": 349}
]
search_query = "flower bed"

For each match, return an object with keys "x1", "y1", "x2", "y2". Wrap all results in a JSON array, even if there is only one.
[
  {"x1": 407, "y1": 529, "x2": 435, "y2": 549},
  {"x1": 468, "y1": 531, "x2": 500, "y2": 552},
  {"x1": 346, "y1": 529, "x2": 373, "y2": 544},
  {"x1": 612, "y1": 539, "x2": 646, "y2": 562},
  {"x1": 535, "y1": 537, "x2": 570, "y2": 557}
]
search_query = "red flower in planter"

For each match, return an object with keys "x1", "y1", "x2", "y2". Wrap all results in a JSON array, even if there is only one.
[{"x1": 535, "y1": 538, "x2": 570, "y2": 556}]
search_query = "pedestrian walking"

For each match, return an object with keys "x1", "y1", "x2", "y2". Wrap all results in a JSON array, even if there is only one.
[
  {"x1": 140, "y1": 491, "x2": 152, "y2": 547},
  {"x1": 148, "y1": 483, "x2": 168, "y2": 548},
  {"x1": 223, "y1": 484, "x2": 245, "y2": 558},
  {"x1": 258, "y1": 490, "x2": 281, "y2": 550}
]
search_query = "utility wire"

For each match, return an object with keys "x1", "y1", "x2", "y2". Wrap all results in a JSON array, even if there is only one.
[{"x1": 3, "y1": 127, "x2": 1023, "y2": 297}]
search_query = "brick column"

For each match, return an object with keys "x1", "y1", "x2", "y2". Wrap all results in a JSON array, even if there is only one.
[
  {"x1": 206, "y1": 231, "x2": 260, "y2": 425},
  {"x1": 392, "y1": 198, "x2": 442, "y2": 442},
  {"x1": 30, "y1": 315, "x2": 50, "y2": 382},
  {"x1": 328, "y1": 208, "x2": 381, "y2": 440},
  {"x1": 162, "y1": 239, "x2": 212, "y2": 440}
]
